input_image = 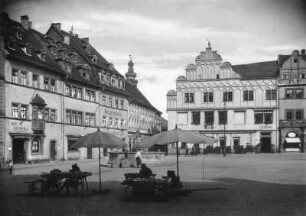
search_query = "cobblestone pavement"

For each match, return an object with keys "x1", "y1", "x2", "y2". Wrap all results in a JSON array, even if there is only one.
[{"x1": 1, "y1": 153, "x2": 305, "y2": 216}]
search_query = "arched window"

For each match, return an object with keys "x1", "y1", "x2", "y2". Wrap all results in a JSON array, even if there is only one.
[{"x1": 32, "y1": 137, "x2": 41, "y2": 153}]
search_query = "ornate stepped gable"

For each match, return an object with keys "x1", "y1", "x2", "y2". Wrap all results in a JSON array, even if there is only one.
[{"x1": 182, "y1": 41, "x2": 279, "y2": 81}]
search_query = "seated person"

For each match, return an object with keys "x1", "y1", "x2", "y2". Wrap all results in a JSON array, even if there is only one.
[
  {"x1": 70, "y1": 163, "x2": 81, "y2": 173},
  {"x1": 166, "y1": 170, "x2": 183, "y2": 189},
  {"x1": 139, "y1": 163, "x2": 153, "y2": 178}
]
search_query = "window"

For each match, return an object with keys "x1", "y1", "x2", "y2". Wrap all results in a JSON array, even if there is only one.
[
  {"x1": 205, "y1": 111, "x2": 214, "y2": 125},
  {"x1": 102, "y1": 116, "x2": 107, "y2": 127},
  {"x1": 85, "y1": 89, "x2": 95, "y2": 102},
  {"x1": 76, "y1": 112, "x2": 82, "y2": 125},
  {"x1": 254, "y1": 110, "x2": 273, "y2": 124},
  {"x1": 121, "y1": 100, "x2": 124, "y2": 109},
  {"x1": 66, "y1": 110, "x2": 72, "y2": 124},
  {"x1": 16, "y1": 29, "x2": 22, "y2": 39},
  {"x1": 243, "y1": 90, "x2": 254, "y2": 101},
  {"x1": 68, "y1": 139, "x2": 78, "y2": 152},
  {"x1": 12, "y1": 103, "x2": 19, "y2": 118},
  {"x1": 102, "y1": 95, "x2": 106, "y2": 105},
  {"x1": 25, "y1": 44, "x2": 32, "y2": 56},
  {"x1": 20, "y1": 70, "x2": 28, "y2": 85},
  {"x1": 285, "y1": 88, "x2": 304, "y2": 99},
  {"x1": 300, "y1": 73, "x2": 306, "y2": 79},
  {"x1": 184, "y1": 93, "x2": 194, "y2": 103},
  {"x1": 71, "y1": 86, "x2": 76, "y2": 98},
  {"x1": 218, "y1": 111, "x2": 227, "y2": 124},
  {"x1": 12, "y1": 68, "x2": 18, "y2": 83},
  {"x1": 77, "y1": 88, "x2": 82, "y2": 99},
  {"x1": 203, "y1": 92, "x2": 213, "y2": 102},
  {"x1": 216, "y1": 74, "x2": 220, "y2": 79},
  {"x1": 108, "y1": 117, "x2": 113, "y2": 127},
  {"x1": 296, "y1": 110, "x2": 303, "y2": 120},
  {"x1": 109, "y1": 97, "x2": 113, "y2": 107},
  {"x1": 12, "y1": 103, "x2": 28, "y2": 119},
  {"x1": 44, "y1": 77, "x2": 49, "y2": 90},
  {"x1": 50, "y1": 79, "x2": 56, "y2": 92},
  {"x1": 120, "y1": 119, "x2": 125, "y2": 128},
  {"x1": 32, "y1": 74, "x2": 39, "y2": 88},
  {"x1": 266, "y1": 89, "x2": 276, "y2": 100},
  {"x1": 39, "y1": 49, "x2": 46, "y2": 61},
  {"x1": 8, "y1": 39, "x2": 15, "y2": 50},
  {"x1": 115, "y1": 99, "x2": 119, "y2": 108},
  {"x1": 31, "y1": 138, "x2": 40, "y2": 153},
  {"x1": 85, "y1": 113, "x2": 95, "y2": 126},
  {"x1": 286, "y1": 109, "x2": 304, "y2": 120},
  {"x1": 295, "y1": 89, "x2": 303, "y2": 98},
  {"x1": 50, "y1": 109, "x2": 56, "y2": 122},
  {"x1": 223, "y1": 91, "x2": 233, "y2": 102},
  {"x1": 283, "y1": 72, "x2": 289, "y2": 79},
  {"x1": 192, "y1": 112, "x2": 200, "y2": 125},
  {"x1": 114, "y1": 118, "x2": 119, "y2": 128}
]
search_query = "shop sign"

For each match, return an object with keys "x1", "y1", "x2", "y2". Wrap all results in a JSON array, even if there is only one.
[
  {"x1": 10, "y1": 122, "x2": 30, "y2": 133},
  {"x1": 104, "y1": 109, "x2": 122, "y2": 117}
]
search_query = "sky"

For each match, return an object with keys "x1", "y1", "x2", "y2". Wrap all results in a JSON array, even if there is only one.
[{"x1": 2, "y1": 0, "x2": 306, "y2": 119}]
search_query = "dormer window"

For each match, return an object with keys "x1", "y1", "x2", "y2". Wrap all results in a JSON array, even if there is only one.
[
  {"x1": 22, "y1": 43, "x2": 32, "y2": 56},
  {"x1": 294, "y1": 58, "x2": 298, "y2": 63},
  {"x1": 15, "y1": 28, "x2": 23, "y2": 40},
  {"x1": 7, "y1": 39, "x2": 15, "y2": 50},
  {"x1": 79, "y1": 69, "x2": 90, "y2": 79},
  {"x1": 48, "y1": 45, "x2": 57, "y2": 55},
  {"x1": 111, "y1": 76, "x2": 116, "y2": 86},
  {"x1": 38, "y1": 49, "x2": 46, "y2": 61},
  {"x1": 59, "y1": 60, "x2": 72, "y2": 73},
  {"x1": 91, "y1": 55, "x2": 98, "y2": 64},
  {"x1": 86, "y1": 45, "x2": 91, "y2": 54},
  {"x1": 98, "y1": 71, "x2": 105, "y2": 83}
]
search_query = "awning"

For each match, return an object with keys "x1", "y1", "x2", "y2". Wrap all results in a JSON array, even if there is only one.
[{"x1": 285, "y1": 138, "x2": 301, "y2": 143}]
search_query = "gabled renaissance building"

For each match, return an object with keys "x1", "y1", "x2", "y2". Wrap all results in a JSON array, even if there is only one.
[
  {"x1": 167, "y1": 42, "x2": 306, "y2": 153},
  {"x1": 0, "y1": 14, "x2": 161, "y2": 166}
]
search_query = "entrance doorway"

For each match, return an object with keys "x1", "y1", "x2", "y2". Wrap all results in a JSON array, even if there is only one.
[
  {"x1": 87, "y1": 148, "x2": 92, "y2": 159},
  {"x1": 50, "y1": 141, "x2": 57, "y2": 161},
  {"x1": 260, "y1": 132, "x2": 271, "y2": 153},
  {"x1": 13, "y1": 138, "x2": 27, "y2": 163}
]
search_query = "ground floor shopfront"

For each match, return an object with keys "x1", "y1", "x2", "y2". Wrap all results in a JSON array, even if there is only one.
[
  {"x1": 2, "y1": 119, "x2": 129, "y2": 165},
  {"x1": 279, "y1": 121, "x2": 306, "y2": 153}
]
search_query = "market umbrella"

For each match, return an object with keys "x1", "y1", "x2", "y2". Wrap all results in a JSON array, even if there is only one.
[
  {"x1": 138, "y1": 127, "x2": 216, "y2": 177},
  {"x1": 72, "y1": 128, "x2": 127, "y2": 193}
]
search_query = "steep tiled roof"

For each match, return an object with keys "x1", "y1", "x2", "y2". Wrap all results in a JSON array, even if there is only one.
[
  {"x1": 232, "y1": 61, "x2": 279, "y2": 79},
  {"x1": 0, "y1": 13, "x2": 66, "y2": 76},
  {"x1": 125, "y1": 82, "x2": 161, "y2": 114}
]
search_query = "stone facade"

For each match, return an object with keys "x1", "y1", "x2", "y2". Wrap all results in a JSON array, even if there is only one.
[
  {"x1": 0, "y1": 14, "x2": 161, "y2": 166},
  {"x1": 167, "y1": 42, "x2": 290, "y2": 153}
]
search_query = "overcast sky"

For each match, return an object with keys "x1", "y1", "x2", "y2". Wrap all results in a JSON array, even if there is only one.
[{"x1": 3, "y1": 0, "x2": 306, "y2": 119}]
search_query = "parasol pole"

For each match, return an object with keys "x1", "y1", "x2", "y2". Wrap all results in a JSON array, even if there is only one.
[
  {"x1": 99, "y1": 147, "x2": 102, "y2": 193},
  {"x1": 176, "y1": 142, "x2": 179, "y2": 177}
]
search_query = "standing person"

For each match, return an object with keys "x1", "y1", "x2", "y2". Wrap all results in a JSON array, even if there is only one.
[
  {"x1": 8, "y1": 160, "x2": 13, "y2": 175},
  {"x1": 135, "y1": 149, "x2": 142, "y2": 168}
]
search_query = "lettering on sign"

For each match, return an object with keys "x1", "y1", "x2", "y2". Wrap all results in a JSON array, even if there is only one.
[
  {"x1": 10, "y1": 121, "x2": 30, "y2": 132},
  {"x1": 104, "y1": 109, "x2": 122, "y2": 117}
]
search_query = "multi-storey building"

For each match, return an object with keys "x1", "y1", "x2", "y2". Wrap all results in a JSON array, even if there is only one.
[
  {"x1": 167, "y1": 42, "x2": 279, "y2": 153},
  {"x1": 278, "y1": 50, "x2": 306, "y2": 152},
  {"x1": 0, "y1": 13, "x2": 161, "y2": 165}
]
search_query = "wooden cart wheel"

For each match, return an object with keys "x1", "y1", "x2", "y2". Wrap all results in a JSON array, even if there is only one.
[{"x1": 28, "y1": 183, "x2": 35, "y2": 194}]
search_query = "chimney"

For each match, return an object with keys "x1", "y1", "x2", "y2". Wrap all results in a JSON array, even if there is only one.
[
  {"x1": 52, "y1": 23, "x2": 61, "y2": 31},
  {"x1": 301, "y1": 49, "x2": 305, "y2": 55},
  {"x1": 20, "y1": 15, "x2": 29, "y2": 30},
  {"x1": 82, "y1": 37, "x2": 89, "y2": 43}
]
